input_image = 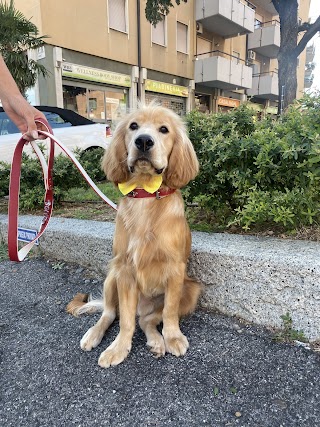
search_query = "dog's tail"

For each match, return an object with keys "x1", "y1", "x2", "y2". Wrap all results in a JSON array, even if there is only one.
[
  {"x1": 179, "y1": 276, "x2": 203, "y2": 316},
  {"x1": 66, "y1": 293, "x2": 104, "y2": 317}
]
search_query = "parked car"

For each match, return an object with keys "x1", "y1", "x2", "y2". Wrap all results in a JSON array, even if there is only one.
[{"x1": 0, "y1": 105, "x2": 111, "y2": 164}]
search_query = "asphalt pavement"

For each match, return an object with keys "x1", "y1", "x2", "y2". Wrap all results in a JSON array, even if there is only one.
[{"x1": 1, "y1": 257, "x2": 320, "y2": 427}]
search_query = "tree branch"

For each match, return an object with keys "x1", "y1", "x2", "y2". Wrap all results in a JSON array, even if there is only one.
[
  {"x1": 294, "y1": 16, "x2": 320, "y2": 58},
  {"x1": 298, "y1": 22, "x2": 311, "y2": 33}
]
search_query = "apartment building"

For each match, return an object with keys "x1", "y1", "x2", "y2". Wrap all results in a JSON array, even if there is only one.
[
  {"x1": 13, "y1": 0, "x2": 311, "y2": 125},
  {"x1": 195, "y1": 0, "x2": 310, "y2": 115}
]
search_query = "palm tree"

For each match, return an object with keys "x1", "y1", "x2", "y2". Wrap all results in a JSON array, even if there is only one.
[{"x1": 0, "y1": 0, "x2": 48, "y2": 96}]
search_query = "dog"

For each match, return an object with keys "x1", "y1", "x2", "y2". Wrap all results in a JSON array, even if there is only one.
[{"x1": 67, "y1": 104, "x2": 202, "y2": 368}]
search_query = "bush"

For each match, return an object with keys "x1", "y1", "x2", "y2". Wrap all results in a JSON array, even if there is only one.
[
  {"x1": 185, "y1": 93, "x2": 320, "y2": 230},
  {"x1": 0, "y1": 147, "x2": 106, "y2": 210}
]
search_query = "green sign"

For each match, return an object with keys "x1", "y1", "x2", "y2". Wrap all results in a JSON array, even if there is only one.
[
  {"x1": 62, "y1": 62, "x2": 131, "y2": 87},
  {"x1": 145, "y1": 79, "x2": 189, "y2": 97}
]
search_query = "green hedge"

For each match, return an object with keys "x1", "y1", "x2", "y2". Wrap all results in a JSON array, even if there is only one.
[
  {"x1": 185, "y1": 93, "x2": 320, "y2": 230},
  {"x1": 0, "y1": 147, "x2": 105, "y2": 210},
  {"x1": 1, "y1": 94, "x2": 320, "y2": 231}
]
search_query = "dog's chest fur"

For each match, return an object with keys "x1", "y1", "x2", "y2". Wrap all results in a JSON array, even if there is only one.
[{"x1": 116, "y1": 195, "x2": 185, "y2": 296}]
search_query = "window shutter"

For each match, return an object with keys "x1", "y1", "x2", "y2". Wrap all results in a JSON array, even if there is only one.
[
  {"x1": 109, "y1": 0, "x2": 126, "y2": 32},
  {"x1": 177, "y1": 22, "x2": 188, "y2": 54}
]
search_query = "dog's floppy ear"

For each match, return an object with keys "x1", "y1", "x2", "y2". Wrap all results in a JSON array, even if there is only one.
[
  {"x1": 102, "y1": 119, "x2": 129, "y2": 184},
  {"x1": 164, "y1": 124, "x2": 199, "y2": 189}
]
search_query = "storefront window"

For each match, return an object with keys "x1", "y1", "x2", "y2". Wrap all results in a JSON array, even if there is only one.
[
  {"x1": 88, "y1": 89, "x2": 105, "y2": 122},
  {"x1": 106, "y1": 91, "x2": 127, "y2": 123},
  {"x1": 63, "y1": 86, "x2": 87, "y2": 117},
  {"x1": 63, "y1": 84, "x2": 127, "y2": 126},
  {"x1": 145, "y1": 93, "x2": 186, "y2": 116},
  {"x1": 195, "y1": 94, "x2": 210, "y2": 113}
]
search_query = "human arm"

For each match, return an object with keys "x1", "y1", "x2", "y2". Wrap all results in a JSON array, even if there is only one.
[{"x1": 0, "y1": 54, "x2": 47, "y2": 141}]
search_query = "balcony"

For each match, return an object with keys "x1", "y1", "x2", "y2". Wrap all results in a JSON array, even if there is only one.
[
  {"x1": 247, "y1": 72, "x2": 278, "y2": 100},
  {"x1": 248, "y1": 20, "x2": 280, "y2": 58},
  {"x1": 195, "y1": 0, "x2": 255, "y2": 38},
  {"x1": 194, "y1": 50, "x2": 252, "y2": 90},
  {"x1": 250, "y1": 0, "x2": 277, "y2": 15}
]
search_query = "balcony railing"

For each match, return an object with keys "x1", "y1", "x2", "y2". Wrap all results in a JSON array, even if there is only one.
[
  {"x1": 248, "y1": 20, "x2": 280, "y2": 58},
  {"x1": 247, "y1": 71, "x2": 279, "y2": 100},
  {"x1": 194, "y1": 50, "x2": 252, "y2": 90},
  {"x1": 195, "y1": 0, "x2": 255, "y2": 38}
]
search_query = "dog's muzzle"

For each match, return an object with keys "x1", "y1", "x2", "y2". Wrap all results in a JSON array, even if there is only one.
[{"x1": 129, "y1": 134, "x2": 164, "y2": 174}]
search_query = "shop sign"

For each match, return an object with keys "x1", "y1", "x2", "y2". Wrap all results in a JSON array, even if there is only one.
[
  {"x1": 217, "y1": 96, "x2": 240, "y2": 108},
  {"x1": 37, "y1": 46, "x2": 45, "y2": 60},
  {"x1": 145, "y1": 79, "x2": 189, "y2": 97},
  {"x1": 62, "y1": 62, "x2": 131, "y2": 87}
]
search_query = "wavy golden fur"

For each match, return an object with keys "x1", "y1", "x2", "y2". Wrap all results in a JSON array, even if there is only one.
[{"x1": 67, "y1": 104, "x2": 202, "y2": 368}]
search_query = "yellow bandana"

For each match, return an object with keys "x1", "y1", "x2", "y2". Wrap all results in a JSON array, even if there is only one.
[{"x1": 118, "y1": 175, "x2": 163, "y2": 195}]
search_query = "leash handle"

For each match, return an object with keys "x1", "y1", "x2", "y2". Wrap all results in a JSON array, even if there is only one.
[{"x1": 8, "y1": 119, "x2": 117, "y2": 262}]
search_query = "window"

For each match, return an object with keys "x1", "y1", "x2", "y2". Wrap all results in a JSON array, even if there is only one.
[
  {"x1": 108, "y1": 0, "x2": 127, "y2": 33},
  {"x1": 177, "y1": 22, "x2": 188, "y2": 54},
  {"x1": 152, "y1": 14, "x2": 166, "y2": 46}
]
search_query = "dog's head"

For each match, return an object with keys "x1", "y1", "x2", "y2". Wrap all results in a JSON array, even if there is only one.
[{"x1": 102, "y1": 104, "x2": 199, "y2": 189}]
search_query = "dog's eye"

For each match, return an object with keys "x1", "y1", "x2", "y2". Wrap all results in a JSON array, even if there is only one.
[
  {"x1": 129, "y1": 122, "x2": 139, "y2": 131},
  {"x1": 159, "y1": 126, "x2": 169, "y2": 134}
]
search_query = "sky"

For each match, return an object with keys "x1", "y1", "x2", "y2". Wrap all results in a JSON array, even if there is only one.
[{"x1": 309, "y1": 0, "x2": 320, "y2": 91}]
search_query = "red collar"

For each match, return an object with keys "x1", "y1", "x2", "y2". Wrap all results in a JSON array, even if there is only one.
[{"x1": 126, "y1": 188, "x2": 176, "y2": 199}]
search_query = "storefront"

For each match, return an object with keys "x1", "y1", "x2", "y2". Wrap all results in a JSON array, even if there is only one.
[
  {"x1": 195, "y1": 93, "x2": 211, "y2": 113},
  {"x1": 144, "y1": 79, "x2": 189, "y2": 116},
  {"x1": 247, "y1": 102, "x2": 278, "y2": 118},
  {"x1": 61, "y1": 62, "x2": 131, "y2": 126}
]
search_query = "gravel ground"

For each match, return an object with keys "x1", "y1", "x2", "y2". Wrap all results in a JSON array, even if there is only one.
[{"x1": 1, "y1": 257, "x2": 320, "y2": 427}]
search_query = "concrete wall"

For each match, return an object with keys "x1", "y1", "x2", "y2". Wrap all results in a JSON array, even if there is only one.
[{"x1": 1, "y1": 215, "x2": 320, "y2": 341}]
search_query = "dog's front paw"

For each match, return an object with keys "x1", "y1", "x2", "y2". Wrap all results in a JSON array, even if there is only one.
[
  {"x1": 98, "y1": 336, "x2": 131, "y2": 368},
  {"x1": 147, "y1": 336, "x2": 165, "y2": 358},
  {"x1": 163, "y1": 332, "x2": 189, "y2": 357},
  {"x1": 80, "y1": 325, "x2": 105, "y2": 351}
]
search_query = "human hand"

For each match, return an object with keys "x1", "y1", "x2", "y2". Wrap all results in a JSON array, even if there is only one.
[{"x1": 1, "y1": 94, "x2": 48, "y2": 141}]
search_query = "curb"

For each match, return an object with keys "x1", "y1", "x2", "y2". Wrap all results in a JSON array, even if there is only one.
[{"x1": 1, "y1": 214, "x2": 320, "y2": 340}]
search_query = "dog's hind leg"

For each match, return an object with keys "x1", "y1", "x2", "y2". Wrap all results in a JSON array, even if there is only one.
[
  {"x1": 138, "y1": 296, "x2": 165, "y2": 358},
  {"x1": 80, "y1": 271, "x2": 118, "y2": 352}
]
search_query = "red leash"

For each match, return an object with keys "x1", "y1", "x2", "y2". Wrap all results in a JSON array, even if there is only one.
[{"x1": 8, "y1": 119, "x2": 117, "y2": 262}]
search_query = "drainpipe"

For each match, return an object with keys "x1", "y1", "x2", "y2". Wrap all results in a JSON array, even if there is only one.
[
  {"x1": 244, "y1": 33, "x2": 249, "y2": 101},
  {"x1": 137, "y1": 0, "x2": 141, "y2": 100}
]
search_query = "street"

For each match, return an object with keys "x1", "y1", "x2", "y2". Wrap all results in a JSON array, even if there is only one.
[{"x1": 1, "y1": 257, "x2": 320, "y2": 427}]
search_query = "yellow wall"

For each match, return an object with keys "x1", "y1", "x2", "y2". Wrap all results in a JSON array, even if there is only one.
[
  {"x1": 14, "y1": 0, "x2": 194, "y2": 79},
  {"x1": 139, "y1": 0, "x2": 194, "y2": 78}
]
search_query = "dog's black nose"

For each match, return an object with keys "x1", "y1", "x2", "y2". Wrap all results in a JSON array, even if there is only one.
[{"x1": 135, "y1": 134, "x2": 154, "y2": 152}]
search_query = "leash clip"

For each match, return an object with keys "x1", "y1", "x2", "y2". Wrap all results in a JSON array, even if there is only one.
[{"x1": 155, "y1": 190, "x2": 161, "y2": 200}]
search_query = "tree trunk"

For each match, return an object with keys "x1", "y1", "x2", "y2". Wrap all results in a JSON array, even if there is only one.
[
  {"x1": 277, "y1": 0, "x2": 299, "y2": 115},
  {"x1": 278, "y1": 54, "x2": 298, "y2": 114}
]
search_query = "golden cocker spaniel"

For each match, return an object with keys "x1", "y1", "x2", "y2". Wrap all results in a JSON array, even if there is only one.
[{"x1": 67, "y1": 104, "x2": 202, "y2": 368}]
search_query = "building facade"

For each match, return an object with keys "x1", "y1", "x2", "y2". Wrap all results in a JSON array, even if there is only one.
[{"x1": 14, "y1": 0, "x2": 311, "y2": 125}]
